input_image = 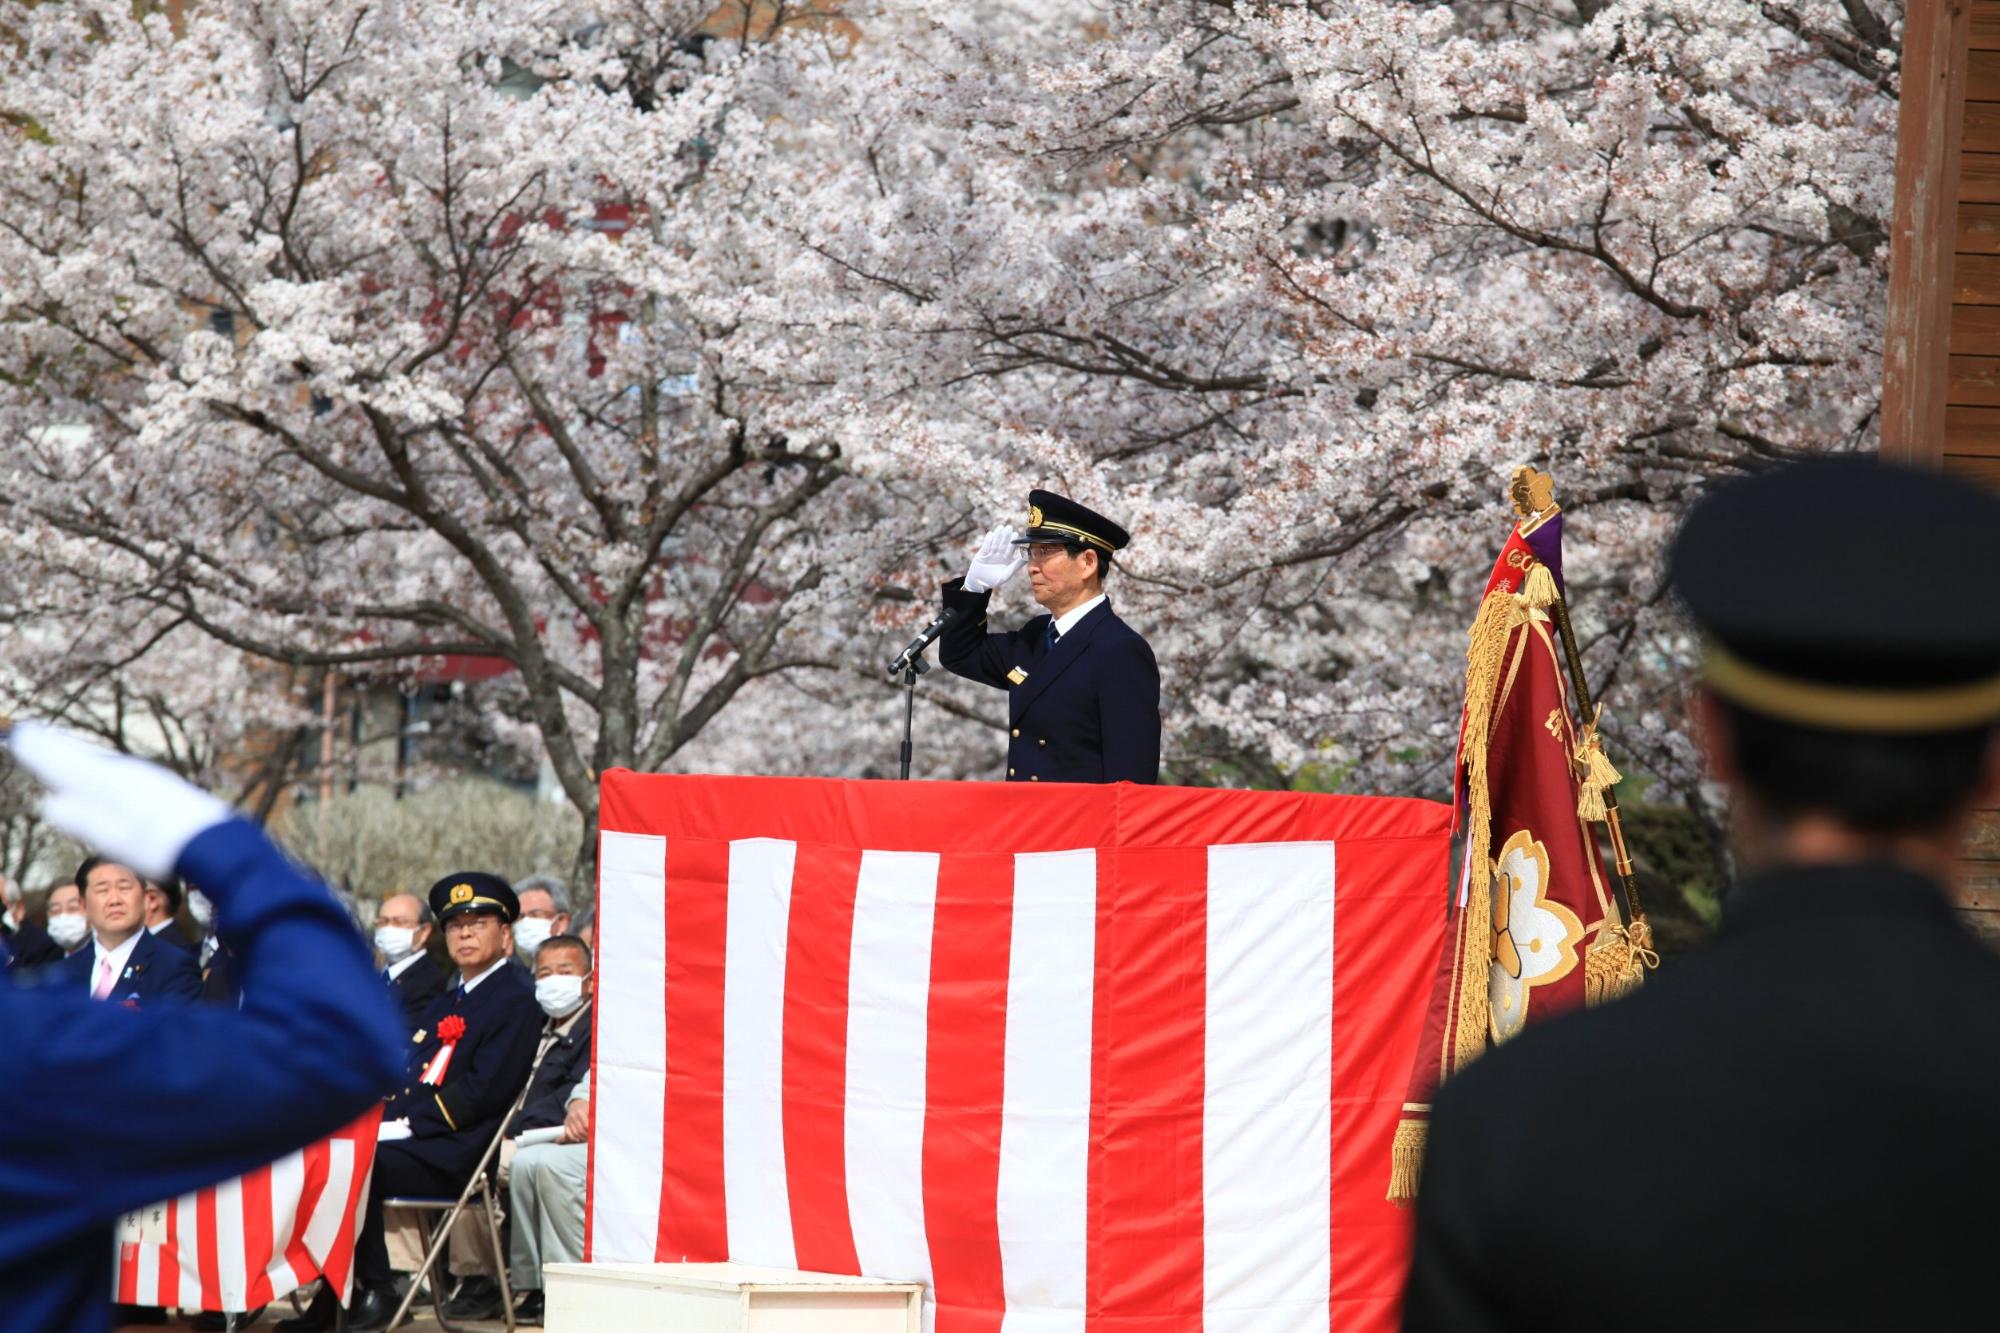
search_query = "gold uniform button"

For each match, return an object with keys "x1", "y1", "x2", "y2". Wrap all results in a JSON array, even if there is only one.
[
  {"x1": 1009, "y1": 767, "x2": 1016, "y2": 776},
  {"x1": 1030, "y1": 775, "x2": 1040, "y2": 782},
  {"x1": 1038, "y1": 738, "x2": 1047, "y2": 747},
  {"x1": 1011, "y1": 728, "x2": 1020, "y2": 738}
]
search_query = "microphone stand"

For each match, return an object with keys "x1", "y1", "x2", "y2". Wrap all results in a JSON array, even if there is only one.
[{"x1": 887, "y1": 608, "x2": 956, "y2": 781}]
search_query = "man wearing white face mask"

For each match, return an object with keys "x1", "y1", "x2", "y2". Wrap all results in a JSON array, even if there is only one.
[
  {"x1": 374, "y1": 891, "x2": 448, "y2": 1029},
  {"x1": 440, "y1": 934, "x2": 594, "y2": 1323},
  {"x1": 43, "y1": 881, "x2": 90, "y2": 958},
  {"x1": 0, "y1": 873, "x2": 62, "y2": 969},
  {"x1": 509, "y1": 875, "x2": 571, "y2": 968}
]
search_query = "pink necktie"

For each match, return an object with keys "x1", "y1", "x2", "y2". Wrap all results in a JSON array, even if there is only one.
[{"x1": 93, "y1": 956, "x2": 116, "y2": 1001}]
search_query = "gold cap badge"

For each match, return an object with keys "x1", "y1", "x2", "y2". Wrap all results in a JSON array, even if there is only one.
[
  {"x1": 1027, "y1": 504, "x2": 1044, "y2": 528},
  {"x1": 449, "y1": 882, "x2": 474, "y2": 905}
]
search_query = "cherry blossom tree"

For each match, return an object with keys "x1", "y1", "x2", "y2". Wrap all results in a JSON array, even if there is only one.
[{"x1": 0, "y1": 0, "x2": 1894, "y2": 879}]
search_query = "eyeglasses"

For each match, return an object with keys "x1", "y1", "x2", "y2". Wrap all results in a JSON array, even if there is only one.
[{"x1": 1024, "y1": 543, "x2": 1077, "y2": 564}]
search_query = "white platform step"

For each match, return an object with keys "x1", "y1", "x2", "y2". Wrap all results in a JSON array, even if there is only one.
[{"x1": 544, "y1": 1262, "x2": 925, "y2": 1332}]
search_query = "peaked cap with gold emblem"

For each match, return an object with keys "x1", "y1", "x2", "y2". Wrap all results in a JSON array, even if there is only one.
[
  {"x1": 1010, "y1": 489, "x2": 1131, "y2": 556},
  {"x1": 426, "y1": 871, "x2": 519, "y2": 924}
]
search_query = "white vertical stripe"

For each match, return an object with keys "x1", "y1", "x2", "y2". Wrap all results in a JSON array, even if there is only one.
[
  {"x1": 591, "y1": 830, "x2": 670, "y2": 1262},
  {"x1": 177, "y1": 1191, "x2": 204, "y2": 1308},
  {"x1": 299, "y1": 1142, "x2": 352, "y2": 1267},
  {"x1": 214, "y1": 1174, "x2": 248, "y2": 1310},
  {"x1": 134, "y1": 1219, "x2": 158, "y2": 1305},
  {"x1": 1203, "y1": 841, "x2": 1335, "y2": 1331},
  {"x1": 723, "y1": 837, "x2": 798, "y2": 1269},
  {"x1": 845, "y1": 850, "x2": 940, "y2": 1305},
  {"x1": 264, "y1": 1150, "x2": 306, "y2": 1301},
  {"x1": 997, "y1": 849, "x2": 1097, "y2": 1333}
]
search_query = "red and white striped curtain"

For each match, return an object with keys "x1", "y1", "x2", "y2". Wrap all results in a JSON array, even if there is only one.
[
  {"x1": 114, "y1": 1108, "x2": 379, "y2": 1312},
  {"x1": 587, "y1": 774, "x2": 1449, "y2": 1333}
]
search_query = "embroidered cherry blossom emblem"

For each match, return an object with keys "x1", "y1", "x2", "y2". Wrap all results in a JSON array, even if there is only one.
[{"x1": 1487, "y1": 829, "x2": 1584, "y2": 1042}]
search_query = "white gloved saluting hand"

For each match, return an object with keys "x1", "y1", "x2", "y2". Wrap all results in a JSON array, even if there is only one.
[
  {"x1": 6, "y1": 719, "x2": 234, "y2": 880},
  {"x1": 963, "y1": 526, "x2": 1027, "y2": 593}
]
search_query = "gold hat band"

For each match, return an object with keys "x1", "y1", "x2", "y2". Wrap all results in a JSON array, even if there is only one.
[
  {"x1": 1704, "y1": 644, "x2": 2000, "y2": 733},
  {"x1": 445, "y1": 896, "x2": 510, "y2": 914},
  {"x1": 1025, "y1": 520, "x2": 1114, "y2": 552}
]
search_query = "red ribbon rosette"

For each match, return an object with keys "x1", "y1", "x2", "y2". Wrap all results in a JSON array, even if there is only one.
[{"x1": 421, "y1": 1014, "x2": 468, "y2": 1086}]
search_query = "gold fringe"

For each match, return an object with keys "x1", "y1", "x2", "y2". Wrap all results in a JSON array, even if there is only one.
[
  {"x1": 1584, "y1": 918, "x2": 1659, "y2": 1004},
  {"x1": 1452, "y1": 586, "x2": 1521, "y2": 1064},
  {"x1": 1520, "y1": 561, "x2": 1560, "y2": 609},
  {"x1": 1387, "y1": 1116, "x2": 1428, "y2": 1205}
]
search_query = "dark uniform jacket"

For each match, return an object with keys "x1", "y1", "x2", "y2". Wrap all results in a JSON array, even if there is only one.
[
  {"x1": 1404, "y1": 863, "x2": 2000, "y2": 1332},
  {"x1": 938, "y1": 578, "x2": 1161, "y2": 784},
  {"x1": 388, "y1": 951, "x2": 450, "y2": 1029},
  {"x1": 390, "y1": 961, "x2": 542, "y2": 1181},
  {"x1": 0, "y1": 819, "x2": 404, "y2": 1333},
  {"x1": 61, "y1": 925, "x2": 202, "y2": 1008},
  {"x1": 510, "y1": 1004, "x2": 593, "y2": 1137}
]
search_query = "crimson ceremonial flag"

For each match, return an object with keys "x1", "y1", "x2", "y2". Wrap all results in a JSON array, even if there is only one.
[
  {"x1": 587, "y1": 772, "x2": 1451, "y2": 1332},
  {"x1": 112, "y1": 1107, "x2": 381, "y2": 1312},
  {"x1": 1389, "y1": 488, "x2": 1643, "y2": 1201}
]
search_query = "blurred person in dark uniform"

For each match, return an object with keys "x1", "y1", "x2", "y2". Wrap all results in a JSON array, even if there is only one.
[
  {"x1": 375, "y1": 890, "x2": 447, "y2": 1027},
  {"x1": 939, "y1": 490, "x2": 1161, "y2": 784},
  {"x1": 1404, "y1": 459, "x2": 2000, "y2": 1332},
  {"x1": 0, "y1": 722, "x2": 403, "y2": 1332},
  {"x1": 62, "y1": 856, "x2": 201, "y2": 1007},
  {"x1": 281, "y1": 873, "x2": 542, "y2": 1331}
]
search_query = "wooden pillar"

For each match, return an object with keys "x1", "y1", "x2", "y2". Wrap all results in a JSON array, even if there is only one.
[{"x1": 1884, "y1": 0, "x2": 1973, "y2": 467}]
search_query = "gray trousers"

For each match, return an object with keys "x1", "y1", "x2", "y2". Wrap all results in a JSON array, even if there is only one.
[{"x1": 508, "y1": 1141, "x2": 589, "y2": 1293}]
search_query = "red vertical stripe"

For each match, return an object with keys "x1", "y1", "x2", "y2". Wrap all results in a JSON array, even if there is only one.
[
  {"x1": 922, "y1": 853, "x2": 1013, "y2": 1333},
  {"x1": 1086, "y1": 843, "x2": 1207, "y2": 1332},
  {"x1": 781, "y1": 843, "x2": 863, "y2": 1275},
  {"x1": 196, "y1": 1183, "x2": 223, "y2": 1310},
  {"x1": 283, "y1": 1138, "x2": 328, "y2": 1288},
  {"x1": 116, "y1": 1240, "x2": 139, "y2": 1305},
  {"x1": 240, "y1": 1163, "x2": 276, "y2": 1308},
  {"x1": 1328, "y1": 834, "x2": 1450, "y2": 1333},
  {"x1": 658, "y1": 835, "x2": 732, "y2": 1261}
]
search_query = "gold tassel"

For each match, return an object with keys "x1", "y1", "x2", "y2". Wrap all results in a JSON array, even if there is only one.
[
  {"x1": 1387, "y1": 1115, "x2": 1428, "y2": 1205},
  {"x1": 1520, "y1": 561, "x2": 1560, "y2": 609},
  {"x1": 1584, "y1": 918, "x2": 1659, "y2": 1004},
  {"x1": 1452, "y1": 585, "x2": 1520, "y2": 1064},
  {"x1": 1573, "y1": 729, "x2": 1623, "y2": 822}
]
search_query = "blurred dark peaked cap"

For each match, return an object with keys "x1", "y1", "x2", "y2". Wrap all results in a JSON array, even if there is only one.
[
  {"x1": 427, "y1": 871, "x2": 519, "y2": 924},
  {"x1": 1012, "y1": 489, "x2": 1130, "y2": 554},
  {"x1": 1667, "y1": 456, "x2": 2000, "y2": 733}
]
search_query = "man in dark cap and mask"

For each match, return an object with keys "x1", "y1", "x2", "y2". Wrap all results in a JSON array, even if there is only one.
[
  {"x1": 281, "y1": 873, "x2": 542, "y2": 1331},
  {"x1": 939, "y1": 489, "x2": 1162, "y2": 783},
  {"x1": 1403, "y1": 458, "x2": 2000, "y2": 1331}
]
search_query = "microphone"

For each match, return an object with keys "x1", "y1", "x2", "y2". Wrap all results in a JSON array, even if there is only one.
[{"x1": 887, "y1": 606, "x2": 957, "y2": 679}]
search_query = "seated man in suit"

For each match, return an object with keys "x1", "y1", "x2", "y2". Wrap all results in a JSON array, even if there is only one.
[
  {"x1": 41, "y1": 880, "x2": 89, "y2": 958},
  {"x1": 1, "y1": 873, "x2": 62, "y2": 969},
  {"x1": 279, "y1": 873, "x2": 542, "y2": 1332},
  {"x1": 64, "y1": 856, "x2": 200, "y2": 1008},
  {"x1": 142, "y1": 874, "x2": 195, "y2": 954},
  {"x1": 442, "y1": 933, "x2": 595, "y2": 1322},
  {"x1": 374, "y1": 891, "x2": 448, "y2": 1027}
]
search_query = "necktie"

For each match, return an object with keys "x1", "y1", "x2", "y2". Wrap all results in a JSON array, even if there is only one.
[
  {"x1": 1043, "y1": 623, "x2": 1058, "y2": 653},
  {"x1": 93, "y1": 955, "x2": 116, "y2": 1001}
]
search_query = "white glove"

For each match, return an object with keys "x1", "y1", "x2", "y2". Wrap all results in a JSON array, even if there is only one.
[
  {"x1": 963, "y1": 526, "x2": 1026, "y2": 593},
  {"x1": 6, "y1": 720, "x2": 233, "y2": 880},
  {"x1": 377, "y1": 1118, "x2": 413, "y2": 1142}
]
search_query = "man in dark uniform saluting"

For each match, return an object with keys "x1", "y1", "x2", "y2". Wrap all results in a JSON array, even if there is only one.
[
  {"x1": 939, "y1": 490, "x2": 1162, "y2": 783},
  {"x1": 1404, "y1": 459, "x2": 2000, "y2": 1332}
]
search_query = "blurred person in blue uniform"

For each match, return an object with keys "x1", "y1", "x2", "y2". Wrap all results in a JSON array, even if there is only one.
[
  {"x1": 939, "y1": 489, "x2": 1162, "y2": 784},
  {"x1": 0, "y1": 721, "x2": 404, "y2": 1333},
  {"x1": 62, "y1": 855, "x2": 202, "y2": 1007},
  {"x1": 281, "y1": 872, "x2": 543, "y2": 1331}
]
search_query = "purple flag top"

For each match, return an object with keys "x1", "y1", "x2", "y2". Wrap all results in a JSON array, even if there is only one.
[{"x1": 1521, "y1": 511, "x2": 1565, "y2": 593}]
